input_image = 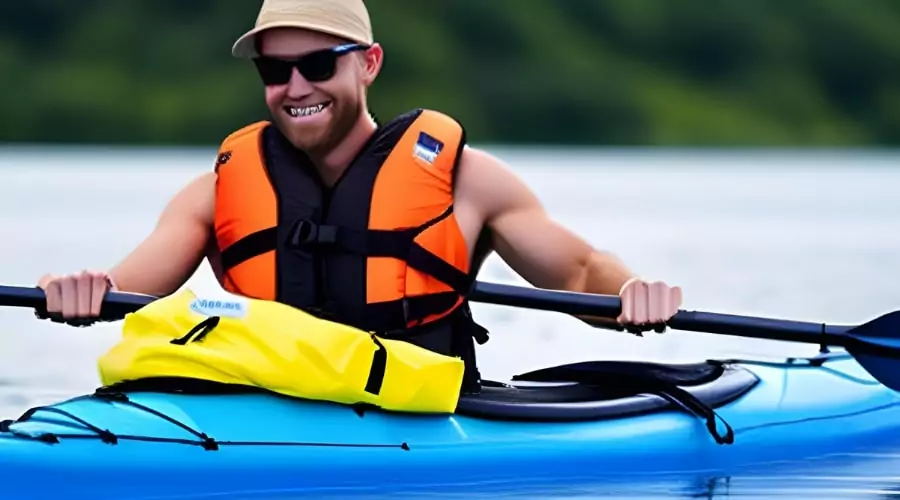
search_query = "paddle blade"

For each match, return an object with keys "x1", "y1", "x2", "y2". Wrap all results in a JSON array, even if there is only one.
[
  {"x1": 846, "y1": 351, "x2": 900, "y2": 391},
  {"x1": 844, "y1": 311, "x2": 900, "y2": 391}
]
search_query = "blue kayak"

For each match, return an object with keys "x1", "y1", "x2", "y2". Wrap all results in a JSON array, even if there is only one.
[{"x1": 1, "y1": 351, "x2": 899, "y2": 499}]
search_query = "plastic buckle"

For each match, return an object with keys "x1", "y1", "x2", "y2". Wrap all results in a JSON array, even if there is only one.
[
  {"x1": 401, "y1": 298, "x2": 411, "y2": 325},
  {"x1": 317, "y1": 225, "x2": 338, "y2": 245},
  {"x1": 290, "y1": 219, "x2": 318, "y2": 247},
  {"x1": 290, "y1": 220, "x2": 338, "y2": 248}
]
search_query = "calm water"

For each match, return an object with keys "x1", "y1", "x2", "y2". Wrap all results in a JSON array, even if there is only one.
[{"x1": 1, "y1": 146, "x2": 900, "y2": 498}]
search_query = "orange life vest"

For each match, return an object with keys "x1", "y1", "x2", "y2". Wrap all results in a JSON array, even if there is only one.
[{"x1": 212, "y1": 109, "x2": 488, "y2": 389}]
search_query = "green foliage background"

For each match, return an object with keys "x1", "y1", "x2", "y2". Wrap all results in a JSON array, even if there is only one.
[{"x1": 1, "y1": 0, "x2": 898, "y2": 146}]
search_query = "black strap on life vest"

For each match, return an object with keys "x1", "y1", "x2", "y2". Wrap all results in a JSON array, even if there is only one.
[
  {"x1": 219, "y1": 208, "x2": 474, "y2": 331},
  {"x1": 220, "y1": 209, "x2": 470, "y2": 296},
  {"x1": 291, "y1": 205, "x2": 473, "y2": 330},
  {"x1": 287, "y1": 206, "x2": 472, "y2": 296},
  {"x1": 219, "y1": 227, "x2": 278, "y2": 272}
]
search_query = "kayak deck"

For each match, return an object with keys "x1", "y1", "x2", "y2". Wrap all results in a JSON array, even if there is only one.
[{"x1": 1, "y1": 352, "x2": 899, "y2": 499}]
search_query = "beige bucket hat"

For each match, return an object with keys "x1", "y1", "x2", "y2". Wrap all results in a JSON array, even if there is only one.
[{"x1": 232, "y1": 0, "x2": 373, "y2": 58}]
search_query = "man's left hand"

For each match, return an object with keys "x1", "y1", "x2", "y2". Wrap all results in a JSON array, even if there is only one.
[{"x1": 616, "y1": 278, "x2": 683, "y2": 334}]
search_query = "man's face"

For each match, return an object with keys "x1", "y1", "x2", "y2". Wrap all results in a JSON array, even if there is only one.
[{"x1": 255, "y1": 28, "x2": 379, "y2": 155}]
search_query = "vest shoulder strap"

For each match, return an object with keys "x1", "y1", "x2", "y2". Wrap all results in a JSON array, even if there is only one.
[
  {"x1": 223, "y1": 121, "x2": 269, "y2": 147},
  {"x1": 214, "y1": 121, "x2": 270, "y2": 173},
  {"x1": 306, "y1": 109, "x2": 472, "y2": 330}
]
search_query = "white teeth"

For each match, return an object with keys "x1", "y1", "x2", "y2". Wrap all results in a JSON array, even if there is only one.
[{"x1": 288, "y1": 104, "x2": 326, "y2": 117}]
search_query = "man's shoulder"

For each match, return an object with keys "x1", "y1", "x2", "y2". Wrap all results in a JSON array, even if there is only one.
[
  {"x1": 212, "y1": 121, "x2": 273, "y2": 173},
  {"x1": 456, "y1": 146, "x2": 514, "y2": 183},
  {"x1": 454, "y1": 146, "x2": 523, "y2": 208},
  {"x1": 185, "y1": 172, "x2": 218, "y2": 202},
  {"x1": 455, "y1": 145, "x2": 543, "y2": 221}
]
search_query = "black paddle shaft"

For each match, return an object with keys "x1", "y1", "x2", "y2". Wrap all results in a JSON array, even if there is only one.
[
  {"x1": 0, "y1": 281, "x2": 900, "y2": 391},
  {"x1": 3, "y1": 281, "x2": 898, "y2": 391},
  {"x1": 0, "y1": 285, "x2": 154, "y2": 322},
  {"x1": 0, "y1": 281, "x2": 880, "y2": 351},
  {"x1": 469, "y1": 282, "x2": 857, "y2": 346}
]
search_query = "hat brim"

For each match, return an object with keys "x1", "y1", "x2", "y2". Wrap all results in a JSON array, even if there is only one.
[{"x1": 231, "y1": 22, "x2": 373, "y2": 58}]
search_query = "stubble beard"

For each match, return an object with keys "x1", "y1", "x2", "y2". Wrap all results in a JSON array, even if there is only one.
[{"x1": 274, "y1": 97, "x2": 363, "y2": 158}]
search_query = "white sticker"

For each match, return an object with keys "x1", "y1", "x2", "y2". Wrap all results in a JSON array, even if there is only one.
[{"x1": 189, "y1": 297, "x2": 248, "y2": 319}]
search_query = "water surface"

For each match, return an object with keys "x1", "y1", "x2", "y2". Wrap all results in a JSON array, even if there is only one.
[{"x1": 1, "y1": 146, "x2": 899, "y2": 498}]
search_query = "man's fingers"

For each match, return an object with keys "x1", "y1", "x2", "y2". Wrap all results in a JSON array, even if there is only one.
[{"x1": 90, "y1": 273, "x2": 110, "y2": 316}]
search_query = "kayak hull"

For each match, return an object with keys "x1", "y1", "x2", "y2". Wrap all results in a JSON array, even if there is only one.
[{"x1": 1, "y1": 352, "x2": 899, "y2": 499}]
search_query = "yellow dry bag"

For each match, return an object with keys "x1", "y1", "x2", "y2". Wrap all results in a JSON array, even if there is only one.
[{"x1": 97, "y1": 288, "x2": 465, "y2": 413}]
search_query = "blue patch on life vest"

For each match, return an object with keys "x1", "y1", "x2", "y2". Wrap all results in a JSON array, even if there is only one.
[
  {"x1": 190, "y1": 297, "x2": 247, "y2": 319},
  {"x1": 413, "y1": 132, "x2": 443, "y2": 164}
]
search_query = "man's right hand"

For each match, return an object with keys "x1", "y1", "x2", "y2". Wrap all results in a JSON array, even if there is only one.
[
  {"x1": 37, "y1": 270, "x2": 115, "y2": 326},
  {"x1": 31, "y1": 171, "x2": 218, "y2": 327}
]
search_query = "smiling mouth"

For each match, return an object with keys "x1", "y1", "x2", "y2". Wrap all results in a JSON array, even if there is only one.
[{"x1": 283, "y1": 102, "x2": 331, "y2": 118}]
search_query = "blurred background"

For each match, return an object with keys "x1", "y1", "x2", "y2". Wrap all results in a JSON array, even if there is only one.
[
  {"x1": 2, "y1": 0, "x2": 900, "y2": 391},
  {"x1": 2, "y1": 0, "x2": 900, "y2": 384},
  {"x1": 1, "y1": 2, "x2": 900, "y2": 495},
  {"x1": 1, "y1": 0, "x2": 898, "y2": 146}
]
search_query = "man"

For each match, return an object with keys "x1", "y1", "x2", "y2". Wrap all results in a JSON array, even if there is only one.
[{"x1": 37, "y1": 0, "x2": 682, "y2": 391}]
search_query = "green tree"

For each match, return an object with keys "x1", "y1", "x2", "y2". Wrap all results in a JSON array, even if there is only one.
[{"x1": 0, "y1": 0, "x2": 897, "y2": 146}]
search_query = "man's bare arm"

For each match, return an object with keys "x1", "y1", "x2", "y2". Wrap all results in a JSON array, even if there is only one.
[
  {"x1": 456, "y1": 147, "x2": 681, "y2": 328},
  {"x1": 108, "y1": 172, "x2": 216, "y2": 296},
  {"x1": 457, "y1": 147, "x2": 634, "y2": 296}
]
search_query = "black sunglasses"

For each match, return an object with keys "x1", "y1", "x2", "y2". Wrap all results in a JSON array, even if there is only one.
[{"x1": 252, "y1": 43, "x2": 370, "y2": 86}]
